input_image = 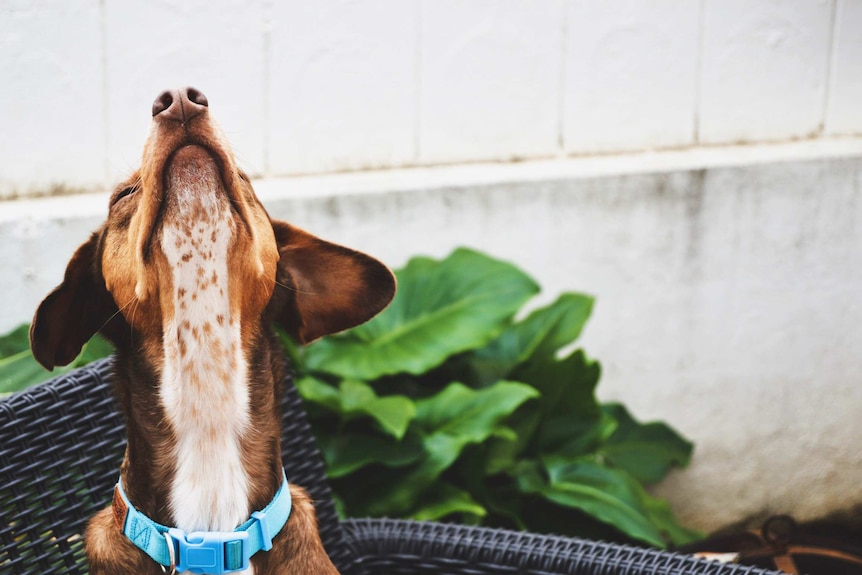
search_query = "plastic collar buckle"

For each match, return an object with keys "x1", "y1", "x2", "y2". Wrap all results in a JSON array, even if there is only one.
[{"x1": 167, "y1": 528, "x2": 250, "y2": 574}]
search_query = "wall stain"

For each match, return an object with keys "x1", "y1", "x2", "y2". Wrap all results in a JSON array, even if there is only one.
[{"x1": 685, "y1": 169, "x2": 707, "y2": 275}]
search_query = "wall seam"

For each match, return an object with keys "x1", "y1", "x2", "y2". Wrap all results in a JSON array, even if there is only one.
[{"x1": 821, "y1": 0, "x2": 841, "y2": 135}]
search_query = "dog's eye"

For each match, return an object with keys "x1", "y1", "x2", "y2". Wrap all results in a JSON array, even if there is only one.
[{"x1": 112, "y1": 186, "x2": 137, "y2": 205}]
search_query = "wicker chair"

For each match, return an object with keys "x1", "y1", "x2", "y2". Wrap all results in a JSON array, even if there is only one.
[{"x1": 0, "y1": 359, "x2": 780, "y2": 575}]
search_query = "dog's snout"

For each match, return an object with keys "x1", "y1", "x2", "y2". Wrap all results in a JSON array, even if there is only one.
[{"x1": 151, "y1": 87, "x2": 208, "y2": 122}]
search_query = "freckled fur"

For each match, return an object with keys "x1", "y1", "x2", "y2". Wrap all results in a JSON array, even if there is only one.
[{"x1": 160, "y1": 149, "x2": 250, "y2": 533}]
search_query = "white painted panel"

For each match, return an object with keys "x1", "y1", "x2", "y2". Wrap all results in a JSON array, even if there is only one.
[
  {"x1": 564, "y1": 0, "x2": 700, "y2": 154},
  {"x1": 699, "y1": 0, "x2": 833, "y2": 143},
  {"x1": 104, "y1": 0, "x2": 266, "y2": 181},
  {"x1": 0, "y1": 0, "x2": 854, "y2": 195},
  {"x1": 0, "y1": 0, "x2": 105, "y2": 198},
  {"x1": 268, "y1": 0, "x2": 417, "y2": 175},
  {"x1": 420, "y1": 0, "x2": 563, "y2": 163},
  {"x1": 825, "y1": 0, "x2": 862, "y2": 135}
]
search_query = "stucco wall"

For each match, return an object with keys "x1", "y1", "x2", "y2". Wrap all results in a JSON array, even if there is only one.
[
  {"x1": 2, "y1": 1, "x2": 862, "y2": 533},
  {"x1": 3, "y1": 140, "x2": 862, "y2": 531}
]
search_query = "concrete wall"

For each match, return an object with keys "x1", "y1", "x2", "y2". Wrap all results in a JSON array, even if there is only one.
[
  {"x1": 1, "y1": 0, "x2": 861, "y2": 197},
  {"x1": 2, "y1": 1, "x2": 862, "y2": 533},
  {"x1": 3, "y1": 140, "x2": 862, "y2": 531}
]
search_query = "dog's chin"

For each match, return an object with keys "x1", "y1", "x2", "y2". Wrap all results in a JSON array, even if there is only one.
[
  {"x1": 160, "y1": 145, "x2": 230, "y2": 224},
  {"x1": 166, "y1": 145, "x2": 223, "y2": 191}
]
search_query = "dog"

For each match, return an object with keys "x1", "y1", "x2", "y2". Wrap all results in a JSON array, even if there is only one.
[{"x1": 29, "y1": 87, "x2": 396, "y2": 575}]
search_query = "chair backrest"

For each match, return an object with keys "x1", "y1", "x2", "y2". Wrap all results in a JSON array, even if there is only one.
[{"x1": 0, "y1": 358, "x2": 353, "y2": 574}]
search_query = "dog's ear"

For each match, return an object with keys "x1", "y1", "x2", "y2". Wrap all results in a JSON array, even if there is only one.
[
  {"x1": 30, "y1": 231, "x2": 118, "y2": 370},
  {"x1": 269, "y1": 220, "x2": 396, "y2": 344}
]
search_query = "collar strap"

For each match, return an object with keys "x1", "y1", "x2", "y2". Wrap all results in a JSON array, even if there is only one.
[{"x1": 112, "y1": 470, "x2": 292, "y2": 574}]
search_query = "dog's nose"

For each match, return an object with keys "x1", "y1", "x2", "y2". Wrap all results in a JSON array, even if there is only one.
[{"x1": 152, "y1": 87, "x2": 208, "y2": 122}]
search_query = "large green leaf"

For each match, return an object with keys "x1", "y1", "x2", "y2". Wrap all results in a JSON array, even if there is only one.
[
  {"x1": 317, "y1": 431, "x2": 424, "y2": 478},
  {"x1": 295, "y1": 375, "x2": 342, "y2": 411},
  {"x1": 409, "y1": 482, "x2": 487, "y2": 522},
  {"x1": 467, "y1": 293, "x2": 594, "y2": 385},
  {"x1": 519, "y1": 456, "x2": 668, "y2": 548},
  {"x1": 340, "y1": 379, "x2": 415, "y2": 439},
  {"x1": 477, "y1": 349, "x2": 609, "y2": 475},
  {"x1": 413, "y1": 381, "x2": 539, "y2": 439},
  {"x1": 0, "y1": 324, "x2": 43, "y2": 396},
  {"x1": 0, "y1": 324, "x2": 113, "y2": 396},
  {"x1": 408, "y1": 380, "x2": 539, "y2": 490},
  {"x1": 351, "y1": 434, "x2": 461, "y2": 516},
  {"x1": 0, "y1": 350, "x2": 49, "y2": 396},
  {"x1": 71, "y1": 333, "x2": 114, "y2": 367},
  {"x1": 599, "y1": 403, "x2": 694, "y2": 484},
  {"x1": 296, "y1": 376, "x2": 415, "y2": 439},
  {"x1": 514, "y1": 349, "x2": 610, "y2": 457},
  {"x1": 302, "y1": 249, "x2": 540, "y2": 380},
  {"x1": 0, "y1": 324, "x2": 30, "y2": 357},
  {"x1": 361, "y1": 381, "x2": 539, "y2": 515},
  {"x1": 642, "y1": 492, "x2": 704, "y2": 545}
]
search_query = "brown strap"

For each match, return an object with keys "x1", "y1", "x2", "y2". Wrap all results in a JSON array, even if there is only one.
[
  {"x1": 772, "y1": 552, "x2": 799, "y2": 574},
  {"x1": 112, "y1": 484, "x2": 129, "y2": 530},
  {"x1": 787, "y1": 545, "x2": 862, "y2": 567}
]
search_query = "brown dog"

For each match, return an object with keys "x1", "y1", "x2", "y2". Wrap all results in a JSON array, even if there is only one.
[{"x1": 29, "y1": 87, "x2": 395, "y2": 575}]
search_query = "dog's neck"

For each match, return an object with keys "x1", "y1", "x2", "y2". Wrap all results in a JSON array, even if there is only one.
[
  {"x1": 115, "y1": 173, "x2": 283, "y2": 534},
  {"x1": 160, "y1": 177, "x2": 253, "y2": 533}
]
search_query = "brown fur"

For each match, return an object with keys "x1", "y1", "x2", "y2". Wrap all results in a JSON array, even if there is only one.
[{"x1": 30, "y1": 88, "x2": 396, "y2": 575}]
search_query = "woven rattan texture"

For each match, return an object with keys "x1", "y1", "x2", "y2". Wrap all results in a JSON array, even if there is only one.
[
  {"x1": 0, "y1": 360, "x2": 123, "y2": 574},
  {"x1": 0, "y1": 358, "x2": 352, "y2": 574},
  {"x1": 342, "y1": 519, "x2": 786, "y2": 575},
  {"x1": 2, "y1": 360, "x2": 788, "y2": 575}
]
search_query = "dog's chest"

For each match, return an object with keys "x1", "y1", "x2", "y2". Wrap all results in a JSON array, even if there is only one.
[{"x1": 158, "y1": 182, "x2": 253, "y2": 543}]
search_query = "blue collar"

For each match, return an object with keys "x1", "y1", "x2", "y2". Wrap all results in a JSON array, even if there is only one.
[{"x1": 112, "y1": 469, "x2": 292, "y2": 574}]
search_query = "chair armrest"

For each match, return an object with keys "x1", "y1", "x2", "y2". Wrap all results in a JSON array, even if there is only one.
[{"x1": 341, "y1": 518, "x2": 784, "y2": 575}]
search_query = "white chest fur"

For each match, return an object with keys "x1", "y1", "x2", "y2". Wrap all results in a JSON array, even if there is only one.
[{"x1": 159, "y1": 179, "x2": 252, "y2": 539}]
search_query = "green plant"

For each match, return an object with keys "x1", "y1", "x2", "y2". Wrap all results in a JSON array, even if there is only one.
[
  {"x1": 0, "y1": 247, "x2": 701, "y2": 547},
  {"x1": 0, "y1": 324, "x2": 112, "y2": 397},
  {"x1": 291, "y1": 248, "x2": 701, "y2": 548}
]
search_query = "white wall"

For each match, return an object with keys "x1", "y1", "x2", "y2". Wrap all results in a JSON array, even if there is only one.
[
  {"x1": 3, "y1": 140, "x2": 862, "y2": 532},
  {"x1": 2, "y1": 1, "x2": 862, "y2": 533},
  {"x1": 1, "y1": 0, "x2": 861, "y2": 197}
]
